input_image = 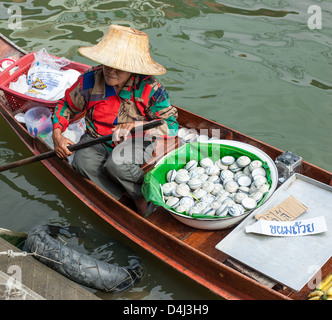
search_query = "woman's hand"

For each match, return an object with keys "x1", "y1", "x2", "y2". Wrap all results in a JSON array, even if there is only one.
[
  {"x1": 112, "y1": 121, "x2": 144, "y2": 141},
  {"x1": 52, "y1": 128, "x2": 75, "y2": 159}
]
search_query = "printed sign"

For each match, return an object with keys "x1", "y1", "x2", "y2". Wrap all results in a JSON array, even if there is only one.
[{"x1": 245, "y1": 216, "x2": 327, "y2": 237}]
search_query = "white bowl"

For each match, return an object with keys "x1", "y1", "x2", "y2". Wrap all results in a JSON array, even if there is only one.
[{"x1": 154, "y1": 140, "x2": 278, "y2": 230}]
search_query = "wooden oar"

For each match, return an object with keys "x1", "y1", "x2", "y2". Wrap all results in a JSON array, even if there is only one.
[{"x1": 0, "y1": 119, "x2": 164, "y2": 172}]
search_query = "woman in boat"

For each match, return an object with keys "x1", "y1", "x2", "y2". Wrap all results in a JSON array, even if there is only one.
[{"x1": 52, "y1": 25, "x2": 178, "y2": 215}]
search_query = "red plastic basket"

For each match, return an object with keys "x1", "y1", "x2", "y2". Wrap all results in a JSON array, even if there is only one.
[{"x1": 0, "y1": 52, "x2": 90, "y2": 113}]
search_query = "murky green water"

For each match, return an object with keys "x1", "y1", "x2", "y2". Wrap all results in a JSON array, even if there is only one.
[{"x1": 0, "y1": 0, "x2": 331, "y2": 300}]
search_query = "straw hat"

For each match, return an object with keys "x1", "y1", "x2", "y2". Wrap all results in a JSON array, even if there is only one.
[{"x1": 79, "y1": 25, "x2": 166, "y2": 75}]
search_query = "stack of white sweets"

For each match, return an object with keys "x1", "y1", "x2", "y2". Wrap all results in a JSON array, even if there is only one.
[{"x1": 161, "y1": 155, "x2": 270, "y2": 218}]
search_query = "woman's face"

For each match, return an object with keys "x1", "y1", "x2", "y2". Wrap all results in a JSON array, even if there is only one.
[{"x1": 103, "y1": 66, "x2": 131, "y2": 90}]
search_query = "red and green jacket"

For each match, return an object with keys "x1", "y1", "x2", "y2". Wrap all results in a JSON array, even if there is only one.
[{"x1": 53, "y1": 65, "x2": 178, "y2": 151}]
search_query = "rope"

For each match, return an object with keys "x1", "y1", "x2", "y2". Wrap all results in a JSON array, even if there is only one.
[
  {"x1": 0, "y1": 250, "x2": 28, "y2": 258},
  {"x1": 0, "y1": 249, "x2": 63, "y2": 265}
]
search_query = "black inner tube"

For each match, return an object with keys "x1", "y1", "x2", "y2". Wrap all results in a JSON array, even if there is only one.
[{"x1": 25, "y1": 225, "x2": 144, "y2": 293}]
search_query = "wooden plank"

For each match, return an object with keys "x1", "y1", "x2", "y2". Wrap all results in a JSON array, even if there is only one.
[
  {"x1": 0, "y1": 269, "x2": 44, "y2": 300},
  {"x1": 146, "y1": 207, "x2": 195, "y2": 240},
  {"x1": 225, "y1": 258, "x2": 277, "y2": 289},
  {"x1": 183, "y1": 228, "x2": 231, "y2": 262}
]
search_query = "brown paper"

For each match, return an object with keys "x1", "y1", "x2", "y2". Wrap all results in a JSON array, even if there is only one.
[{"x1": 255, "y1": 196, "x2": 308, "y2": 221}]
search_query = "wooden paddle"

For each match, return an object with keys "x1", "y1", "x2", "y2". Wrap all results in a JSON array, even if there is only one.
[{"x1": 0, "y1": 119, "x2": 164, "y2": 172}]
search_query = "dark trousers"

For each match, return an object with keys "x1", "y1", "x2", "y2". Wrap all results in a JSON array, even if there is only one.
[{"x1": 72, "y1": 134, "x2": 154, "y2": 200}]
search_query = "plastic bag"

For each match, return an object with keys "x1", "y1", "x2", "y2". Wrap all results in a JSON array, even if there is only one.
[
  {"x1": 9, "y1": 74, "x2": 29, "y2": 94},
  {"x1": 26, "y1": 48, "x2": 81, "y2": 101},
  {"x1": 64, "y1": 118, "x2": 86, "y2": 144},
  {"x1": 44, "y1": 118, "x2": 86, "y2": 165},
  {"x1": 64, "y1": 118, "x2": 86, "y2": 165}
]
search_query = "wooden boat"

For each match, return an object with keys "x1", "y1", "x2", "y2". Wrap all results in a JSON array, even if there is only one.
[{"x1": 1, "y1": 33, "x2": 331, "y2": 300}]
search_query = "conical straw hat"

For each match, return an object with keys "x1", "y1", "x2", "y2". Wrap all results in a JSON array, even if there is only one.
[{"x1": 79, "y1": 25, "x2": 166, "y2": 75}]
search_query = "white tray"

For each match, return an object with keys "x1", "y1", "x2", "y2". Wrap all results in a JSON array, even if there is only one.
[{"x1": 215, "y1": 173, "x2": 332, "y2": 291}]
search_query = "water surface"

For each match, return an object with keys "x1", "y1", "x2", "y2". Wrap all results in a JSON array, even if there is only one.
[{"x1": 0, "y1": 0, "x2": 331, "y2": 299}]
